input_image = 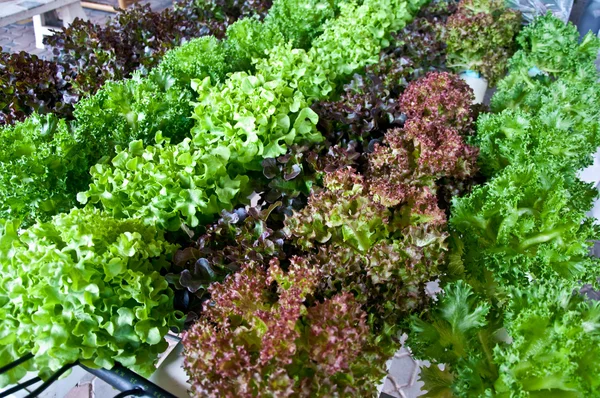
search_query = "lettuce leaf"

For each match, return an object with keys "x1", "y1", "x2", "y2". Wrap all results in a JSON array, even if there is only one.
[{"x1": 0, "y1": 208, "x2": 183, "y2": 387}]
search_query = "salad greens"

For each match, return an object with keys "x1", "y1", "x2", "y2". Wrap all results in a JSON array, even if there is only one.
[
  {"x1": 409, "y1": 13, "x2": 600, "y2": 397},
  {"x1": 0, "y1": 208, "x2": 182, "y2": 386}
]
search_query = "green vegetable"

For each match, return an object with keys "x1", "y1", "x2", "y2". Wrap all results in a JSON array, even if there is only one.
[
  {"x1": 155, "y1": 36, "x2": 228, "y2": 89},
  {"x1": 74, "y1": 72, "x2": 196, "y2": 158},
  {"x1": 0, "y1": 114, "x2": 88, "y2": 226},
  {"x1": 0, "y1": 208, "x2": 183, "y2": 387},
  {"x1": 408, "y1": 281, "x2": 499, "y2": 398},
  {"x1": 410, "y1": 14, "x2": 600, "y2": 397},
  {"x1": 81, "y1": 0, "x2": 427, "y2": 231},
  {"x1": 491, "y1": 13, "x2": 600, "y2": 113},
  {"x1": 450, "y1": 163, "x2": 599, "y2": 290},
  {"x1": 409, "y1": 280, "x2": 600, "y2": 397},
  {"x1": 475, "y1": 108, "x2": 600, "y2": 178},
  {"x1": 493, "y1": 282, "x2": 600, "y2": 396}
]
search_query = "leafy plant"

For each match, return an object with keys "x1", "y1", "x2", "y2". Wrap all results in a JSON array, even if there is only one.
[
  {"x1": 450, "y1": 163, "x2": 599, "y2": 290},
  {"x1": 0, "y1": 49, "x2": 78, "y2": 125},
  {"x1": 283, "y1": 71, "x2": 478, "y2": 351},
  {"x1": 182, "y1": 260, "x2": 387, "y2": 397},
  {"x1": 0, "y1": 114, "x2": 88, "y2": 225},
  {"x1": 475, "y1": 108, "x2": 600, "y2": 178},
  {"x1": 44, "y1": 0, "x2": 273, "y2": 96},
  {"x1": 2, "y1": 0, "x2": 343, "y2": 225},
  {"x1": 408, "y1": 281, "x2": 500, "y2": 398},
  {"x1": 312, "y1": 0, "x2": 457, "y2": 145},
  {"x1": 444, "y1": 0, "x2": 521, "y2": 85},
  {"x1": 493, "y1": 282, "x2": 600, "y2": 396},
  {"x1": 73, "y1": 71, "x2": 196, "y2": 160},
  {"x1": 491, "y1": 13, "x2": 600, "y2": 114},
  {"x1": 175, "y1": 0, "x2": 273, "y2": 38},
  {"x1": 166, "y1": 202, "x2": 289, "y2": 299},
  {"x1": 155, "y1": 36, "x2": 228, "y2": 89},
  {"x1": 285, "y1": 167, "x2": 447, "y2": 345},
  {"x1": 409, "y1": 281, "x2": 600, "y2": 397},
  {"x1": 409, "y1": 14, "x2": 600, "y2": 398},
  {"x1": 81, "y1": 0, "x2": 428, "y2": 231},
  {"x1": 0, "y1": 208, "x2": 183, "y2": 388}
]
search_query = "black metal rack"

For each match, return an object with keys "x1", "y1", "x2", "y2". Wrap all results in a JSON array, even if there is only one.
[{"x1": 0, "y1": 353, "x2": 177, "y2": 398}]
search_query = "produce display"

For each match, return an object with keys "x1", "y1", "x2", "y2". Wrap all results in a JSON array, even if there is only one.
[{"x1": 1, "y1": 0, "x2": 599, "y2": 396}]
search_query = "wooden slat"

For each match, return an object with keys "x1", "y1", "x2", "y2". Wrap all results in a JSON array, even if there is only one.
[{"x1": 80, "y1": 1, "x2": 116, "y2": 12}]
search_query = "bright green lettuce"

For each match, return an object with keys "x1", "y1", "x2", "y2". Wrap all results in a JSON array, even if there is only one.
[
  {"x1": 450, "y1": 163, "x2": 599, "y2": 290},
  {"x1": 0, "y1": 0, "x2": 346, "y2": 226},
  {"x1": 410, "y1": 13, "x2": 600, "y2": 398},
  {"x1": 0, "y1": 207, "x2": 182, "y2": 387},
  {"x1": 408, "y1": 281, "x2": 500, "y2": 398},
  {"x1": 74, "y1": 71, "x2": 196, "y2": 156},
  {"x1": 0, "y1": 114, "x2": 88, "y2": 226},
  {"x1": 493, "y1": 282, "x2": 600, "y2": 396},
  {"x1": 155, "y1": 36, "x2": 228, "y2": 89},
  {"x1": 81, "y1": 0, "x2": 427, "y2": 231},
  {"x1": 475, "y1": 108, "x2": 600, "y2": 178},
  {"x1": 491, "y1": 13, "x2": 600, "y2": 113},
  {"x1": 409, "y1": 280, "x2": 600, "y2": 397}
]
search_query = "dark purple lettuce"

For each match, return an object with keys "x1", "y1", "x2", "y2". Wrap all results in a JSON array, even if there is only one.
[
  {"x1": 0, "y1": 49, "x2": 78, "y2": 124},
  {"x1": 45, "y1": 4, "x2": 213, "y2": 96}
]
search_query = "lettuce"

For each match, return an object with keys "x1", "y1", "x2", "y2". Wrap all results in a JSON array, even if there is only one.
[
  {"x1": 491, "y1": 13, "x2": 600, "y2": 113},
  {"x1": 409, "y1": 281, "x2": 600, "y2": 397},
  {"x1": 81, "y1": 0, "x2": 427, "y2": 231},
  {"x1": 182, "y1": 260, "x2": 387, "y2": 397},
  {"x1": 410, "y1": 14, "x2": 600, "y2": 397},
  {"x1": 0, "y1": 208, "x2": 183, "y2": 387},
  {"x1": 0, "y1": 114, "x2": 88, "y2": 226},
  {"x1": 444, "y1": 0, "x2": 521, "y2": 85},
  {"x1": 450, "y1": 163, "x2": 599, "y2": 290}
]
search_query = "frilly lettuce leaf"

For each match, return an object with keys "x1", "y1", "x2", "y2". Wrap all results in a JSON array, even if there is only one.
[{"x1": 0, "y1": 208, "x2": 183, "y2": 387}]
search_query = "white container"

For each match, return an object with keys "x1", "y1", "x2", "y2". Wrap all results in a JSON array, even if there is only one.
[
  {"x1": 459, "y1": 71, "x2": 488, "y2": 104},
  {"x1": 149, "y1": 342, "x2": 189, "y2": 398}
]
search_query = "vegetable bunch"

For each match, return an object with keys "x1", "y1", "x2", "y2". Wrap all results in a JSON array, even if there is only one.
[
  {"x1": 0, "y1": 0, "x2": 343, "y2": 383},
  {"x1": 183, "y1": 261, "x2": 386, "y2": 397},
  {"x1": 0, "y1": 0, "x2": 340, "y2": 226},
  {"x1": 0, "y1": 208, "x2": 182, "y2": 386},
  {"x1": 409, "y1": 14, "x2": 600, "y2": 397},
  {"x1": 0, "y1": 50, "x2": 78, "y2": 124},
  {"x1": 0, "y1": 0, "x2": 270, "y2": 127},
  {"x1": 444, "y1": 0, "x2": 521, "y2": 84}
]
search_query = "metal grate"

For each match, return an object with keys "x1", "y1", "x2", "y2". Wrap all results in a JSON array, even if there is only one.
[{"x1": 0, "y1": 354, "x2": 177, "y2": 398}]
